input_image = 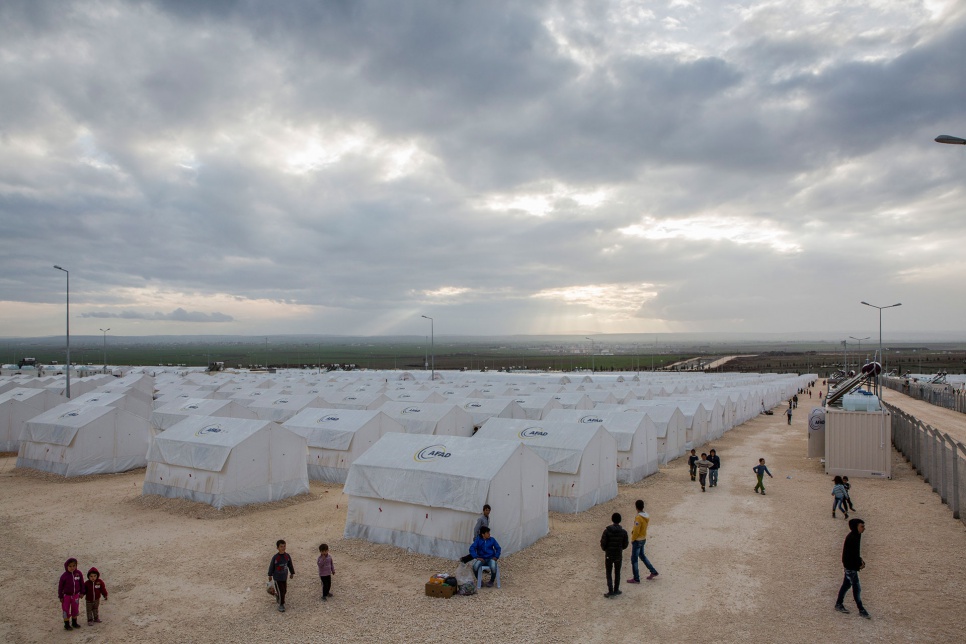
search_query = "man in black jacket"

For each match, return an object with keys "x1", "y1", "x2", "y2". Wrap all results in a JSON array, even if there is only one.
[
  {"x1": 835, "y1": 519, "x2": 870, "y2": 618},
  {"x1": 600, "y1": 512, "x2": 629, "y2": 598}
]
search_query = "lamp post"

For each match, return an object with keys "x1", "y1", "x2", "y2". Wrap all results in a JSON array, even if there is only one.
[
  {"x1": 849, "y1": 336, "x2": 870, "y2": 367},
  {"x1": 421, "y1": 315, "x2": 434, "y2": 381},
  {"x1": 860, "y1": 301, "x2": 901, "y2": 403},
  {"x1": 585, "y1": 337, "x2": 595, "y2": 372},
  {"x1": 53, "y1": 265, "x2": 71, "y2": 398},
  {"x1": 935, "y1": 135, "x2": 966, "y2": 145},
  {"x1": 100, "y1": 328, "x2": 111, "y2": 374}
]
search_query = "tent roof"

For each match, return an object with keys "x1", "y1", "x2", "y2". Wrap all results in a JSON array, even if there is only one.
[
  {"x1": 282, "y1": 408, "x2": 388, "y2": 450},
  {"x1": 344, "y1": 433, "x2": 523, "y2": 513},
  {"x1": 147, "y1": 416, "x2": 274, "y2": 472},
  {"x1": 474, "y1": 419, "x2": 602, "y2": 474}
]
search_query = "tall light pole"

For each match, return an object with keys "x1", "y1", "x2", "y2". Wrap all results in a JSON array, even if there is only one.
[
  {"x1": 849, "y1": 336, "x2": 870, "y2": 366},
  {"x1": 585, "y1": 337, "x2": 595, "y2": 372},
  {"x1": 53, "y1": 265, "x2": 71, "y2": 398},
  {"x1": 100, "y1": 328, "x2": 111, "y2": 374},
  {"x1": 421, "y1": 315, "x2": 434, "y2": 381},
  {"x1": 860, "y1": 301, "x2": 901, "y2": 403}
]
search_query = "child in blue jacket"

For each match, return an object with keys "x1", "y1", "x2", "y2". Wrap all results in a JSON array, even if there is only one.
[{"x1": 469, "y1": 527, "x2": 501, "y2": 587}]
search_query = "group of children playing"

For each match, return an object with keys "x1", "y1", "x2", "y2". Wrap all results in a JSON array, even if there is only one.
[
  {"x1": 266, "y1": 540, "x2": 336, "y2": 613},
  {"x1": 57, "y1": 558, "x2": 107, "y2": 631}
]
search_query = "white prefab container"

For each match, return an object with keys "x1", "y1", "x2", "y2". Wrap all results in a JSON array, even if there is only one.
[
  {"x1": 281, "y1": 408, "x2": 405, "y2": 482},
  {"x1": 824, "y1": 409, "x2": 892, "y2": 479},
  {"x1": 343, "y1": 433, "x2": 549, "y2": 559},
  {"x1": 143, "y1": 416, "x2": 309, "y2": 509},
  {"x1": 475, "y1": 419, "x2": 618, "y2": 513}
]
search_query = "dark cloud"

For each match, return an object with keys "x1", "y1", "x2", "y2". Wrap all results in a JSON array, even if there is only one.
[{"x1": 1, "y1": 1, "x2": 965, "y2": 336}]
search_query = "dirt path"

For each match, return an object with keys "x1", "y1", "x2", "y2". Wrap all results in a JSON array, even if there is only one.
[
  {"x1": 2, "y1": 385, "x2": 965, "y2": 643},
  {"x1": 880, "y1": 388, "x2": 966, "y2": 443}
]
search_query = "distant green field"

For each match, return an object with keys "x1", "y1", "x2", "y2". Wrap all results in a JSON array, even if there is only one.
[
  {"x1": 3, "y1": 338, "x2": 963, "y2": 377},
  {"x1": 1, "y1": 339, "x2": 687, "y2": 372}
]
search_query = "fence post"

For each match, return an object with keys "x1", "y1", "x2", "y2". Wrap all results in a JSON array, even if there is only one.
[
  {"x1": 948, "y1": 436, "x2": 960, "y2": 520},
  {"x1": 939, "y1": 432, "x2": 948, "y2": 504}
]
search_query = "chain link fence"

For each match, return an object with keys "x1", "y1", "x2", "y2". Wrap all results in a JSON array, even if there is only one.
[{"x1": 886, "y1": 402, "x2": 966, "y2": 525}]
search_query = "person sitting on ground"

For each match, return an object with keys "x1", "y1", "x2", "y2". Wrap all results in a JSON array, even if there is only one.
[{"x1": 470, "y1": 527, "x2": 501, "y2": 587}]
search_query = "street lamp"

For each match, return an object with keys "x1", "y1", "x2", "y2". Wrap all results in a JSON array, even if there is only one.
[
  {"x1": 860, "y1": 301, "x2": 901, "y2": 403},
  {"x1": 421, "y1": 315, "x2": 434, "y2": 381},
  {"x1": 849, "y1": 336, "x2": 870, "y2": 367},
  {"x1": 935, "y1": 135, "x2": 966, "y2": 145},
  {"x1": 53, "y1": 265, "x2": 71, "y2": 398},
  {"x1": 585, "y1": 337, "x2": 595, "y2": 372},
  {"x1": 100, "y1": 328, "x2": 111, "y2": 374}
]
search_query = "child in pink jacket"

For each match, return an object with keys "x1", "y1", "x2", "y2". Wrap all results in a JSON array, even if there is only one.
[
  {"x1": 317, "y1": 543, "x2": 336, "y2": 601},
  {"x1": 57, "y1": 558, "x2": 85, "y2": 630}
]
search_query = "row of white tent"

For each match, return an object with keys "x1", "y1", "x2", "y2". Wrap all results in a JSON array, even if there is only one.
[{"x1": 3, "y1": 368, "x2": 812, "y2": 557}]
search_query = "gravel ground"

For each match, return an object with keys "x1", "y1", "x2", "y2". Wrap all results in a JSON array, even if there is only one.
[{"x1": 2, "y1": 385, "x2": 965, "y2": 643}]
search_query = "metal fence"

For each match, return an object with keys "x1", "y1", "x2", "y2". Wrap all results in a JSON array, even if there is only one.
[
  {"x1": 887, "y1": 402, "x2": 966, "y2": 525},
  {"x1": 883, "y1": 377, "x2": 966, "y2": 414}
]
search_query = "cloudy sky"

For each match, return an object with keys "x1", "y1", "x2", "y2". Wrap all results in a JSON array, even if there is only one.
[{"x1": 2, "y1": 0, "x2": 965, "y2": 340}]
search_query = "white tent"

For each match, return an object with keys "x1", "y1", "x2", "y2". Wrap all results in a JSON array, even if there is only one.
[
  {"x1": 544, "y1": 409, "x2": 658, "y2": 483},
  {"x1": 245, "y1": 393, "x2": 326, "y2": 423},
  {"x1": 0, "y1": 388, "x2": 64, "y2": 451},
  {"x1": 17, "y1": 404, "x2": 154, "y2": 476},
  {"x1": 622, "y1": 403, "x2": 688, "y2": 465},
  {"x1": 377, "y1": 402, "x2": 475, "y2": 437},
  {"x1": 475, "y1": 419, "x2": 618, "y2": 513},
  {"x1": 150, "y1": 397, "x2": 259, "y2": 431},
  {"x1": 321, "y1": 391, "x2": 391, "y2": 410},
  {"x1": 506, "y1": 394, "x2": 563, "y2": 420},
  {"x1": 143, "y1": 416, "x2": 309, "y2": 509},
  {"x1": 343, "y1": 432, "x2": 548, "y2": 558},
  {"x1": 459, "y1": 398, "x2": 527, "y2": 430},
  {"x1": 281, "y1": 408, "x2": 405, "y2": 482},
  {"x1": 69, "y1": 390, "x2": 153, "y2": 420}
]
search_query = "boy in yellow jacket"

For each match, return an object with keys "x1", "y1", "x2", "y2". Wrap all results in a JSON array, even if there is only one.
[{"x1": 627, "y1": 499, "x2": 659, "y2": 583}]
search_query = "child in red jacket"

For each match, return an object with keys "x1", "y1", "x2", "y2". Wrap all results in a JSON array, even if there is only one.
[
  {"x1": 84, "y1": 567, "x2": 108, "y2": 624},
  {"x1": 57, "y1": 558, "x2": 85, "y2": 630}
]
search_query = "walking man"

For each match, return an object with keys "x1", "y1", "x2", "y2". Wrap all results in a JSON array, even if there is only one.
[
  {"x1": 785, "y1": 406, "x2": 793, "y2": 425},
  {"x1": 708, "y1": 449, "x2": 721, "y2": 487},
  {"x1": 835, "y1": 519, "x2": 870, "y2": 619},
  {"x1": 626, "y1": 500, "x2": 659, "y2": 584},
  {"x1": 600, "y1": 512, "x2": 629, "y2": 598}
]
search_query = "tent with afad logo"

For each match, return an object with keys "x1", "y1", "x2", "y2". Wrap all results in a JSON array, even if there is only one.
[
  {"x1": 281, "y1": 408, "x2": 405, "y2": 482},
  {"x1": 544, "y1": 408, "x2": 658, "y2": 483},
  {"x1": 474, "y1": 418, "x2": 618, "y2": 513},
  {"x1": 343, "y1": 432, "x2": 548, "y2": 559},
  {"x1": 142, "y1": 416, "x2": 308, "y2": 509},
  {"x1": 16, "y1": 402, "x2": 154, "y2": 476}
]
